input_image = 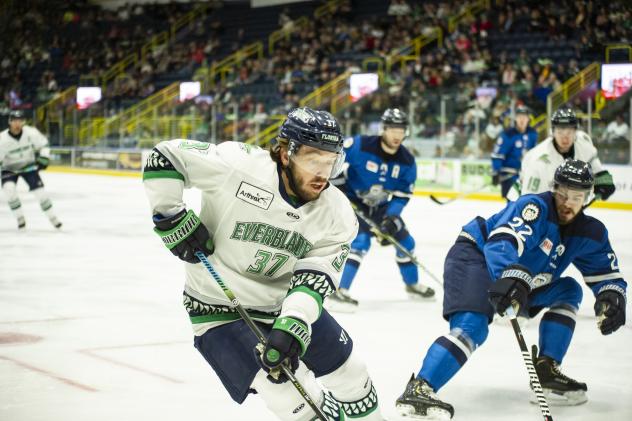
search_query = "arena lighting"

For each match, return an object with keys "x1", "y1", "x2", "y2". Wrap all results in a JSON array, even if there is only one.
[
  {"x1": 349, "y1": 73, "x2": 379, "y2": 102},
  {"x1": 179, "y1": 81, "x2": 201, "y2": 102},
  {"x1": 76, "y1": 86, "x2": 102, "y2": 110},
  {"x1": 601, "y1": 63, "x2": 632, "y2": 99}
]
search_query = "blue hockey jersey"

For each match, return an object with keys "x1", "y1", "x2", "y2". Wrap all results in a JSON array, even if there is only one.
[
  {"x1": 341, "y1": 135, "x2": 416, "y2": 216},
  {"x1": 461, "y1": 192, "x2": 626, "y2": 298},
  {"x1": 491, "y1": 127, "x2": 537, "y2": 176}
]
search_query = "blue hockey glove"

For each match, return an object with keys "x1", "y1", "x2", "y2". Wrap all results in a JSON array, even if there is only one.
[
  {"x1": 488, "y1": 264, "x2": 533, "y2": 315},
  {"x1": 153, "y1": 209, "x2": 214, "y2": 263},
  {"x1": 594, "y1": 170, "x2": 615, "y2": 201},
  {"x1": 255, "y1": 316, "x2": 310, "y2": 384},
  {"x1": 594, "y1": 288, "x2": 626, "y2": 335}
]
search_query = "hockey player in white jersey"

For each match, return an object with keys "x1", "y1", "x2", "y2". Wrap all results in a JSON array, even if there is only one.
[
  {"x1": 0, "y1": 110, "x2": 61, "y2": 229},
  {"x1": 516, "y1": 107, "x2": 616, "y2": 201},
  {"x1": 143, "y1": 107, "x2": 384, "y2": 421}
]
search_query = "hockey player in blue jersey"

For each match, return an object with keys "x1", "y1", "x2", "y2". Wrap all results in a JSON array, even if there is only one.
[
  {"x1": 396, "y1": 159, "x2": 626, "y2": 419},
  {"x1": 327, "y1": 108, "x2": 435, "y2": 312},
  {"x1": 491, "y1": 105, "x2": 537, "y2": 199}
]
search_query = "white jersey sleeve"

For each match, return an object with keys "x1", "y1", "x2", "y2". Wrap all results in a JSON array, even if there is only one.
[{"x1": 143, "y1": 139, "x2": 359, "y2": 334}]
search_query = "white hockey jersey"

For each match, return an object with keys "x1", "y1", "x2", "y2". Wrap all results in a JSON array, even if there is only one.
[
  {"x1": 0, "y1": 125, "x2": 50, "y2": 173},
  {"x1": 519, "y1": 130, "x2": 604, "y2": 194},
  {"x1": 143, "y1": 139, "x2": 358, "y2": 335}
]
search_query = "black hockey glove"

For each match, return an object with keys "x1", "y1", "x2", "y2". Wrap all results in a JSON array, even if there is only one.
[
  {"x1": 594, "y1": 170, "x2": 615, "y2": 201},
  {"x1": 378, "y1": 215, "x2": 404, "y2": 245},
  {"x1": 594, "y1": 288, "x2": 626, "y2": 335},
  {"x1": 255, "y1": 316, "x2": 310, "y2": 384},
  {"x1": 491, "y1": 173, "x2": 500, "y2": 186},
  {"x1": 153, "y1": 209, "x2": 214, "y2": 264},
  {"x1": 36, "y1": 156, "x2": 50, "y2": 170},
  {"x1": 488, "y1": 264, "x2": 533, "y2": 316}
]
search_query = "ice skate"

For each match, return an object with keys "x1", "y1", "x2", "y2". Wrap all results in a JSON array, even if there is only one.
[
  {"x1": 325, "y1": 288, "x2": 358, "y2": 313},
  {"x1": 396, "y1": 374, "x2": 454, "y2": 420},
  {"x1": 49, "y1": 216, "x2": 62, "y2": 229},
  {"x1": 406, "y1": 283, "x2": 435, "y2": 300},
  {"x1": 17, "y1": 216, "x2": 26, "y2": 230},
  {"x1": 531, "y1": 346, "x2": 587, "y2": 406}
]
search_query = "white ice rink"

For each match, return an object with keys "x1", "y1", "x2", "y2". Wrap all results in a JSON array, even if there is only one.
[{"x1": 1, "y1": 171, "x2": 631, "y2": 421}]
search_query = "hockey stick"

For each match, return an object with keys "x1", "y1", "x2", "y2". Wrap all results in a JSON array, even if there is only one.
[
  {"x1": 194, "y1": 252, "x2": 328, "y2": 421},
  {"x1": 505, "y1": 306, "x2": 554, "y2": 421},
  {"x1": 429, "y1": 174, "x2": 515, "y2": 206},
  {"x1": 350, "y1": 203, "x2": 443, "y2": 288}
]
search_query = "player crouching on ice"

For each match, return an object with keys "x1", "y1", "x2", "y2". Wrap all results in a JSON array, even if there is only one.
[
  {"x1": 143, "y1": 107, "x2": 385, "y2": 420},
  {"x1": 395, "y1": 159, "x2": 626, "y2": 419}
]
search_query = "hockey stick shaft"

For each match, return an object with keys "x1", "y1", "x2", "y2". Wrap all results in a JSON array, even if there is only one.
[
  {"x1": 505, "y1": 306, "x2": 553, "y2": 421},
  {"x1": 194, "y1": 252, "x2": 328, "y2": 421},
  {"x1": 430, "y1": 174, "x2": 515, "y2": 205},
  {"x1": 350, "y1": 203, "x2": 443, "y2": 288}
]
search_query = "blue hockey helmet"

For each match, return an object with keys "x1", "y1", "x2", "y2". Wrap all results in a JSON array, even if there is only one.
[{"x1": 278, "y1": 107, "x2": 344, "y2": 154}]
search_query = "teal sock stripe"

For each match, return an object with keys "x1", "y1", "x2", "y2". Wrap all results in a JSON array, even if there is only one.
[
  {"x1": 40, "y1": 199, "x2": 53, "y2": 211},
  {"x1": 9, "y1": 200, "x2": 21, "y2": 210}
]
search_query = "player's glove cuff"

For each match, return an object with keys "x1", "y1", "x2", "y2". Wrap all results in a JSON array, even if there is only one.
[{"x1": 271, "y1": 316, "x2": 311, "y2": 357}]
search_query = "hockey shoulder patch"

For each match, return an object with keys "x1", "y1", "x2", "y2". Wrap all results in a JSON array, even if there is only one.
[
  {"x1": 521, "y1": 202, "x2": 540, "y2": 222},
  {"x1": 143, "y1": 148, "x2": 185, "y2": 181}
]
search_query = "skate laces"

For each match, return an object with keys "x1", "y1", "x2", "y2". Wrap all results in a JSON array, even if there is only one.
[{"x1": 411, "y1": 378, "x2": 435, "y2": 398}]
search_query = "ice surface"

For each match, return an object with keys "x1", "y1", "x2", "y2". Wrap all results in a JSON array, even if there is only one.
[{"x1": 1, "y1": 172, "x2": 630, "y2": 420}]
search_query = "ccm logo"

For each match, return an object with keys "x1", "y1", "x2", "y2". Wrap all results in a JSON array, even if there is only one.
[{"x1": 287, "y1": 211, "x2": 300, "y2": 220}]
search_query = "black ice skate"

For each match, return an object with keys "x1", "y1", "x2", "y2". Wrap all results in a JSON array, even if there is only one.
[
  {"x1": 17, "y1": 216, "x2": 26, "y2": 230},
  {"x1": 325, "y1": 288, "x2": 358, "y2": 313},
  {"x1": 531, "y1": 346, "x2": 587, "y2": 406},
  {"x1": 405, "y1": 284, "x2": 436, "y2": 300},
  {"x1": 396, "y1": 374, "x2": 454, "y2": 420}
]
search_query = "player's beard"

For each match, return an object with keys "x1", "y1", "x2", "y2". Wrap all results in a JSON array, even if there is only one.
[
  {"x1": 286, "y1": 162, "x2": 327, "y2": 202},
  {"x1": 556, "y1": 203, "x2": 579, "y2": 224}
]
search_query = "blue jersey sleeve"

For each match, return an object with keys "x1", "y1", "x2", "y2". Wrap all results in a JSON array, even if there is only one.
[
  {"x1": 526, "y1": 129, "x2": 538, "y2": 151},
  {"x1": 490, "y1": 131, "x2": 512, "y2": 173},
  {"x1": 572, "y1": 224, "x2": 627, "y2": 299},
  {"x1": 386, "y1": 162, "x2": 416, "y2": 216},
  {"x1": 483, "y1": 196, "x2": 549, "y2": 280}
]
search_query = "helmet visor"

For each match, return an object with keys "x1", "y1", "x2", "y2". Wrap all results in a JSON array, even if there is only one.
[
  {"x1": 552, "y1": 184, "x2": 592, "y2": 206},
  {"x1": 288, "y1": 141, "x2": 345, "y2": 179}
]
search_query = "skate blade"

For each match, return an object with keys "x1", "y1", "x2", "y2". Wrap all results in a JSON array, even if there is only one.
[
  {"x1": 407, "y1": 292, "x2": 436, "y2": 302},
  {"x1": 323, "y1": 300, "x2": 358, "y2": 313},
  {"x1": 530, "y1": 388, "x2": 587, "y2": 406},
  {"x1": 396, "y1": 403, "x2": 452, "y2": 420}
]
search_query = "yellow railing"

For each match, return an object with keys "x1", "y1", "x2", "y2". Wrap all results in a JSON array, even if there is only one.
[
  {"x1": 268, "y1": 16, "x2": 309, "y2": 54},
  {"x1": 605, "y1": 44, "x2": 632, "y2": 63},
  {"x1": 546, "y1": 62, "x2": 600, "y2": 133},
  {"x1": 300, "y1": 71, "x2": 351, "y2": 110},
  {"x1": 35, "y1": 3, "x2": 208, "y2": 128},
  {"x1": 314, "y1": 0, "x2": 344, "y2": 19},
  {"x1": 245, "y1": 116, "x2": 286, "y2": 146},
  {"x1": 79, "y1": 82, "x2": 180, "y2": 144},
  {"x1": 35, "y1": 86, "x2": 76, "y2": 127},
  {"x1": 448, "y1": 0, "x2": 490, "y2": 32}
]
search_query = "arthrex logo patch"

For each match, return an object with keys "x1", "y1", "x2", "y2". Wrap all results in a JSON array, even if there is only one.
[{"x1": 236, "y1": 182, "x2": 274, "y2": 210}]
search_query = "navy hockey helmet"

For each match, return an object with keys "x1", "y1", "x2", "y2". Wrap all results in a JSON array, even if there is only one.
[
  {"x1": 8, "y1": 110, "x2": 25, "y2": 121},
  {"x1": 554, "y1": 159, "x2": 594, "y2": 191},
  {"x1": 381, "y1": 108, "x2": 408, "y2": 128},
  {"x1": 551, "y1": 107, "x2": 578, "y2": 128},
  {"x1": 278, "y1": 107, "x2": 344, "y2": 154},
  {"x1": 515, "y1": 105, "x2": 530, "y2": 116}
]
